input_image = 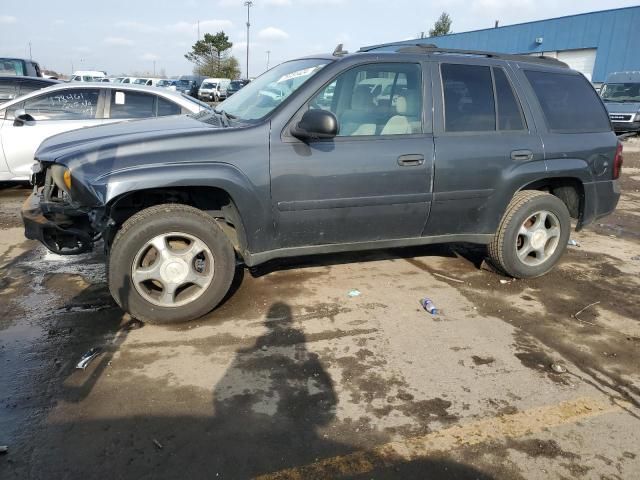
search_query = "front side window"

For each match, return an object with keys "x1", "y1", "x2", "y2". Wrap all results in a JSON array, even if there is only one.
[
  {"x1": 20, "y1": 89, "x2": 100, "y2": 120},
  {"x1": 310, "y1": 63, "x2": 423, "y2": 136},
  {"x1": 442, "y1": 64, "x2": 495, "y2": 132},
  {"x1": 218, "y1": 58, "x2": 331, "y2": 122},
  {"x1": 524, "y1": 70, "x2": 610, "y2": 133},
  {"x1": 110, "y1": 91, "x2": 155, "y2": 119}
]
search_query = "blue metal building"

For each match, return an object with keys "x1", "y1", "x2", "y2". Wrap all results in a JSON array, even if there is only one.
[{"x1": 397, "y1": 6, "x2": 640, "y2": 84}]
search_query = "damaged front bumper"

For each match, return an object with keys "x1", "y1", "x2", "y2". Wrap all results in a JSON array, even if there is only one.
[{"x1": 22, "y1": 189, "x2": 97, "y2": 255}]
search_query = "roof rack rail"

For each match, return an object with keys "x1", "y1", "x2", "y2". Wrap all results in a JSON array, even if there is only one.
[{"x1": 359, "y1": 43, "x2": 569, "y2": 68}]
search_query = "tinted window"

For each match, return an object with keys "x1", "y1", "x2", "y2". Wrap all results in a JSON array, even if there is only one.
[
  {"x1": 110, "y1": 91, "x2": 155, "y2": 119},
  {"x1": 21, "y1": 89, "x2": 100, "y2": 120},
  {"x1": 442, "y1": 64, "x2": 495, "y2": 132},
  {"x1": 157, "y1": 97, "x2": 182, "y2": 116},
  {"x1": 524, "y1": 70, "x2": 610, "y2": 133},
  {"x1": 311, "y1": 63, "x2": 423, "y2": 136},
  {"x1": 0, "y1": 59, "x2": 25, "y2": 76},
  {"x1": 493, "y1": 68, "x2": 525, "y2": 131}
]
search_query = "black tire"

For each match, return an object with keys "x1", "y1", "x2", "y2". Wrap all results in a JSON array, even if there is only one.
[
  {"x1": 108, "y1": 204, "x2": 235, "y2": 324},
  {"x1": 488, "y1": 191, "x2": 571, "y2": 279}
]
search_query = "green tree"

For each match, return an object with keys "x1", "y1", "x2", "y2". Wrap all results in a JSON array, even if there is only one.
[
  {"x1": 429, "y1": 12, "x2": 452, "y2": 37},
  {"x1": 185, "y1": 31, "x2": 240, "y2": 78}
]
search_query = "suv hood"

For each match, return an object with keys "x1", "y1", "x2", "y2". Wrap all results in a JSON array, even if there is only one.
[
  {"x1": 36, "y1": 114, "x2": 214, "y2": 163},
  {"x1": 603, "y1": 101, "x2": 640, "y2": 114}
]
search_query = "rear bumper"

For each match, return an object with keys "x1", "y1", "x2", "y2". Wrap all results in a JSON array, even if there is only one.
[
  {"x1": 22, "y1": 192, "x2": 94, "y2": 255},
  {"x1": 580, "y1": 179, "x2": 620, "y2": 228}
]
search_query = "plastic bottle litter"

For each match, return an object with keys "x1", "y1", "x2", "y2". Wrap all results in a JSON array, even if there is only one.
[
  {"x1": 550, "y1": 363, "x2": 567, "y2": 374},
  {"x1": 348, "y1": 289, "x2": 362, "y2": 298},
  {"x1": 76, "y1": 347, "x2": 102, "y2": 370},
  {"x1": 419, "y1": 298, "x2": 438, "y2": 315},
  {"x1": 567, "y1": 239, "x2": 580, "y2": 247}
]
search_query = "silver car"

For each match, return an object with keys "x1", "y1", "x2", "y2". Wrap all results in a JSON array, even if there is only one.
[{"x1": 0, "y1": 83, "x2": 211, "y2": 182}]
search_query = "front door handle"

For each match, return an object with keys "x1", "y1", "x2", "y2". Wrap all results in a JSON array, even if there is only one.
[
  {"x1": 398, "y1": 154, "x2": 425, "y2": 166},
  {"x1": 511, "y1": 150, "x2": 533, "y2": 162}
]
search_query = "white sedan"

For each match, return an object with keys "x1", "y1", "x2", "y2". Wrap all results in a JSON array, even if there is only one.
[{"x1": 0, "y1": 83, "x2": 211, "y2": 182}]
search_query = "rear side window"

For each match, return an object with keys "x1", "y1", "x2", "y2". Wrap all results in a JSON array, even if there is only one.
[
  {"x1": 442, "y1": 64, "x2": 495, "y2": 132},
  {"x1": 110, "y1": 91, "x2": 155, "y2": 119},
  {"x1": 493, "y1": 68, "x2": 525, "y2": 131},
  {"x1": 524, "y1": 70, "x2": 610, "y2": 133},
  {"x1": 157, "y1": 97, "x2": 182, "y2": 116}
]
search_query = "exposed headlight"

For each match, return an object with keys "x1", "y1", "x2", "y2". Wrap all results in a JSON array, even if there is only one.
[
  {"x1": 51, "y1": 165, "x2": 72, "y2": 194},
  {"x1": 31, "y1": 162, "x2": 42, "y2": 175},
  {"x1": 635, "y1": 113, "x2": 640, "y2": 122}
]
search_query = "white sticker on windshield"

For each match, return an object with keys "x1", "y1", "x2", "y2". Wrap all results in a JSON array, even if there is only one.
[
  {"x1": 115, "y1": 91, "x2": 125, "y2": 105},
  {"x1": 277, "y1": 67, "x2": 318, "y2": 83}
]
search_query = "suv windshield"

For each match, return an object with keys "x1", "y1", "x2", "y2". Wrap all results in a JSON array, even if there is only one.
[
  {"x1": 201, "y1": 82, "x2": 216, "y2": 89},
  {"x1": 218, "y1": 59, "x2": 331, "y2": 121},
  {"x1": 601, "y1": 83, "x2": 640, "y2": 102}
]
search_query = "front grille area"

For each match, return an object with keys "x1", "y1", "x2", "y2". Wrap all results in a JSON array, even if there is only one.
[{"x1": 609, "y1": 114, "x2": 633, "y2": 122}]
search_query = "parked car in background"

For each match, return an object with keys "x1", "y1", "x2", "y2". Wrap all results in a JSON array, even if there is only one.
[
  {"x1": 133, "y1": 78, "x2": 164, "y2": 87},
  {"x1": 0, "y1": 76, "x2": 60, "y2": 104},
  {"x1": 21, "y1": 46, "x2": 621, "y2": 323},
  {"x1": 70, "y1": 71, "x2": 108, "y2": 82},
  {"x1": 156, "y1": 79, "x2": 178, "y2": 91},
  {"x1": 198, "y1": 78, "x2": 231, "y2": 102},
  {"x1": 0, "y1": 83, "x2": 211, "y2": 182},
  {"x1": 0, "y1": 58, "x2": 42, "y2": 77},
  {"x1": 601, "y1": 71, "x2": 640, "y2": 133},
  {"x1": 179, "y1": 75, "x2": 206, "y2": 97},
  {"x1": 175, "y1": 79, "x2": 199, "y2": 97},
  {"x1": 226, "y1": 79, "x2": 250, "y2": 97}
]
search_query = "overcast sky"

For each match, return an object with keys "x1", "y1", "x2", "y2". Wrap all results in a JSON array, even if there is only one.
[{"x1": 1, "y1": 0, "x2": 638, "y2": 78}]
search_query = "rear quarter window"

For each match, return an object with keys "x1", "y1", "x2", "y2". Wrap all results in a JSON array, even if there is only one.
[{"x1": 524, "y1": 70, "x2": 610, "y2": 133}]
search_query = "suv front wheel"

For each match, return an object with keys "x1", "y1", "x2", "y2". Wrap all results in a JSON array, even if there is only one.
[
  {"x1": 488, "y1": 191, "x2": 571, "y2": 278},
  {"x1": 108, "y1": 204, "x2": 236, "y2": 324}
]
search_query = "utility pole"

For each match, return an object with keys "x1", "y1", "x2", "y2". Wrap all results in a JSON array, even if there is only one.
[
  {"x1": 28, "y1": 42, "x2": 32, "y2": 60},
  {"x1": 197, "y1": 20, "x2": 200, "y2": 40},
  {"x1": 244, "y1": 1, "x2": 253, "y2": 79},
  {"x1": 266, "y1": 50, "x2": 270, "y2": 71},
  {"x1": 153, "y1": 60, "x2": 156, "y2": 76}
]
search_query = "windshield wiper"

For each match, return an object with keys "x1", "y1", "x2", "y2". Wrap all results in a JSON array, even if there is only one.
[{"x1": 214, "y1": 108, "x2": 237, "y2": 127}]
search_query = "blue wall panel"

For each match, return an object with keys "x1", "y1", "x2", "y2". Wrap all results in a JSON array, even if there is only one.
[{"x1": 397, "y1": 7, "x2": 640, "y2": 82}]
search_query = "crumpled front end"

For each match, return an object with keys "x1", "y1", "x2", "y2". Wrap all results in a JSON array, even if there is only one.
[{"x1": 22, "y1": 164, "x2": 104, "y2": 255}]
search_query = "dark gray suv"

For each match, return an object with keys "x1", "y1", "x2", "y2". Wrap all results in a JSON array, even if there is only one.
[{"x1": 22, "y1": 44, "x2": 622, "y2": 323}]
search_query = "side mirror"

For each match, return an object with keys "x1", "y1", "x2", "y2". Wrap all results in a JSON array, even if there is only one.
[
  {"x1": 13, "y1": 108, "x2": 35, "y2": 126},
  {"x1": 291, "y1": 109, "x2": 339, "y2": 141}
]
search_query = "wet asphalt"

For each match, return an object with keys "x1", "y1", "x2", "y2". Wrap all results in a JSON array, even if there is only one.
[{"x1": 1, "y1": 142, "x2": 640, "y2": 479}]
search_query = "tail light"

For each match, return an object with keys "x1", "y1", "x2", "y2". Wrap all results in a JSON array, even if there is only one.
[{"x1": 613, "y1": 141, "x2": 623, "y2": 180}]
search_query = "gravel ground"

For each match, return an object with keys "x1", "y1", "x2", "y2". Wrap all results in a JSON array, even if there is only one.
[{"x1": 0, "y1": 139, "x2": 639, "y2": 479}]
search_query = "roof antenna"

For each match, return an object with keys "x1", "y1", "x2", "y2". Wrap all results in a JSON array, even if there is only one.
[{"x1": 333, "y1": 44, "x2": 348, "y2": 57}]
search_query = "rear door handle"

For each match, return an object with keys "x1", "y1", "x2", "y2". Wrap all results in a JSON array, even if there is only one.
[
  {"x1": 511, "y1": 150, "x2": 533, "y2": 162},
  {"x1": 398, "y1": 154, "x2": 425, "y2": 166}
]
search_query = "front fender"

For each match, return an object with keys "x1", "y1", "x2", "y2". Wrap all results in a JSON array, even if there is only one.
[{"x1": 93, "y1": 162, "x2": 274, "y2": 253}]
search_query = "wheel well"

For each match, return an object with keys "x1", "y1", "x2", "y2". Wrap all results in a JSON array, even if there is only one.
[
  {"x1": 519, "y1": 177, "x2": 584, "y2": 224},
  {"x1": 105, "y1": 187, "x2": 247, "y2": 256}
]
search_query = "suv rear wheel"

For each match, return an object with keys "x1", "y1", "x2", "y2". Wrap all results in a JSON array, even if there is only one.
[
  {"x1": 108, "y1": 204, "x2": 235, "y2": 324},
  {"x1": 488, "y1": 191, "x2": 571, "y2": 278}
]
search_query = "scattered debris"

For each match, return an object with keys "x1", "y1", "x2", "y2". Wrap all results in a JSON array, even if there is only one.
[
  {"x1": 126, "y1": 319, "x2": 144, "y2": 330},
  {"x1": 432, "y1": 272, "x2": 464, "y2": 284},
  {"x1": 567, "y1": 239, "x2": 580, "y2": 247},
  {"x1": 75, "y1": 347, "x2": 102, "y2": 370},
  {"x1": 152, "y1": 439, "x2": 163, "y2": 450},
  {"x1": 550, "y1": 363, "x2": 567, "y2": 374},
  {"x1": 499, "y1": 279, "x2": 510, "y2": 285},
  {"x1": 419, "y1": 298, "x2": 438, "y2": 315},
  {"x1": 0, "y1": 445, "x2": 7, "y2": 454},
  {"x1": 347, "y1": 289, "x2": 362, "y2": 298},
  {"x1": 261, "y1": 345, "x2": 268, "y2": 352},
  {"x1": 631, "y1": 256, "x2": 640, "y2": 261},
  {"x1": 572, "y1": 301, "x2": 601, "y2": 325}
]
